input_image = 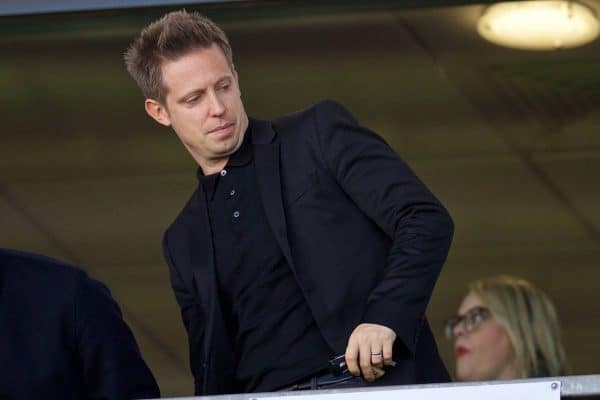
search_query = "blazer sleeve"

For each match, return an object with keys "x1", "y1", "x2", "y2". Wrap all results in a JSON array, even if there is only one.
[
  {"x1": 74, "y1": 271, "x2": 160, "y2": 399},
  {"x1": 162, "y1": 231, "x2": 206, "y2": 394},
  {"x1": 313, "y1": 99, "x2": 454, "y2": 355}
]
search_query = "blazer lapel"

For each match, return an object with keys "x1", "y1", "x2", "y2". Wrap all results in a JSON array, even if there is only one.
[{"x1": 252, "y1": 119, "x2": 296, "y2": 272}]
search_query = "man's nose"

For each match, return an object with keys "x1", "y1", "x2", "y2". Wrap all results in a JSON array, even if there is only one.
[{"x1": 208, "y1": 91, "x2": 225, "y2": 116}]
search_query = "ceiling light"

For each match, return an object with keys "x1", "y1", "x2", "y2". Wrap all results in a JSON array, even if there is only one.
[{"x1": 478, "y1": 1, "x2": 600, "y2": 50}]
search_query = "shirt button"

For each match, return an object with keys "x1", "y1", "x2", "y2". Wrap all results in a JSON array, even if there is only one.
[
  {"x1": 233, "y1": 211, "x2": 240, "y2": 218},
  {"x1": 230, "y1": 189, "x2": 236, "y2": 196},
  {"x1": 220, "y1": 170, "x2": 227, "y2": 177}
]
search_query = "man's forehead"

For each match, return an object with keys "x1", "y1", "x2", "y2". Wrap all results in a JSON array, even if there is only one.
[{"x1": 161, "y1": 48, "x2": 233, "y2": 87}]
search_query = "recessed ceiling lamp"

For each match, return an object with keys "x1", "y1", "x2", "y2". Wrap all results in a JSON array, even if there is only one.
[{"x1": 478, "y1": 1, "x2": 600, "y2": 50}]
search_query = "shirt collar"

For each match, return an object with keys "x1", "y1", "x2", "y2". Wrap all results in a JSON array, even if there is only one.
[
  {"x1": 227, "y1": 123, "x2": 253, "y2": 168},
  {"x1": 196, "y1": 123, "x2": 253, "y2": 181}
]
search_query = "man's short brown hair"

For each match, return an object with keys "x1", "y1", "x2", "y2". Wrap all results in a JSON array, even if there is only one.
[{"x1": 124, "y1": 10, "x2": 233, "y2": 104}]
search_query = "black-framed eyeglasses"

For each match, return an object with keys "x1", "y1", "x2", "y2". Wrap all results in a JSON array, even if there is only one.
[{"x1": 443, "y1": 306, "x2": 490, "y2": 340}]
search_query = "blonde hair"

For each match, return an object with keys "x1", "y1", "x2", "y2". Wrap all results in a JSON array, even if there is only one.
[
  {"x1": 124, "y1": 10, "x2": 233, "y2": 104},
  {"x1": 470, "y1": 275, "x2": 568, "y2": 378}
]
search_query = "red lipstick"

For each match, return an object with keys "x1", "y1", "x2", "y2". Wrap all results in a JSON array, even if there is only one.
[{"x1": 455, "y1": 346, "x2": 470, "y2": 357}]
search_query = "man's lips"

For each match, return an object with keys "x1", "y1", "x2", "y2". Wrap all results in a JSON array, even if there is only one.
[
  {"x1": 208, "y1": 122, "x2": 234, "y2": 134},
  {"x1": 455, "y1": 346, "x2": 470, "y2": 357}
]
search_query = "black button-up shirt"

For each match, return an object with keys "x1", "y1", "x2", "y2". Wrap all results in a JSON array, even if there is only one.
[{"x1": 198, "y1": 129, "x2": 332, "y2": 392}]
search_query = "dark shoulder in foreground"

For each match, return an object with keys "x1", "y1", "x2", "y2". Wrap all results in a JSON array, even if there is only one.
[
  {"x1": 0, "y1": 247, "x2": 90, "y2": 297},
  {"x1": 1, "y1": 247, "x2": 78, "y2": 269},
  {"x1": 0, "y1": 247, "x2": 85, "y2": 275}
]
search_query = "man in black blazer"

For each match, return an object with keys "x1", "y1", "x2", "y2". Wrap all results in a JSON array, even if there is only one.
[
  {"x1": 125, "y1": 10, "x2": 453, "y2": 395},
  {"x1": 0, "y1": 248, "x2": 160, "y2": 399}
]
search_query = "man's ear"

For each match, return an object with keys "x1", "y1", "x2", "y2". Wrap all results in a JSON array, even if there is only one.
[{"x1": 145, "y1": 99, "x2": 171, "y2": 127}]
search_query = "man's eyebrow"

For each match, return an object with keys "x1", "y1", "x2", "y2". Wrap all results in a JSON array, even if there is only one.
[{"x1": 214, "y1": 76, "x2": 232, "y2": 88}]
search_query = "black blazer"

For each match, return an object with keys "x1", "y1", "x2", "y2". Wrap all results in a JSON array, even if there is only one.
[
  {"x1": 163, "y1": 100, "x2": 454, "y2": 395},
  {"x1": 0, "y1": 248, "x2": 160, "y2": 400}
]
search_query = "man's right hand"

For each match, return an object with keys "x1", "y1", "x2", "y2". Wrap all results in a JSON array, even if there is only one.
[{"x1": 344, "y1": 323, "x2": 396, "y2": 382}]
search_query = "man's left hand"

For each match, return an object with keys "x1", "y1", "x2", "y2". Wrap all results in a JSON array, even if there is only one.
[{"x1": 344, "y1": 323, "x2": 396, "y2": 382}]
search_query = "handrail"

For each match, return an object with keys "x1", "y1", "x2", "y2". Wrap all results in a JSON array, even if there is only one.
[{"x1": 159, "y1": 374, "x2": 600, "y2": 399}]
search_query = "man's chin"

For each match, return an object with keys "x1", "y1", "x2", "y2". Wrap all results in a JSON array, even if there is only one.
[{"x1": 211, "y1": 144, "x2": 239, "y2": 159}]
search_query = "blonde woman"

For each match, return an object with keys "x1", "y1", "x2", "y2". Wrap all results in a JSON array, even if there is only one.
[{"x1": 444, "y1": 275, "x2": 568, "y2": 380}]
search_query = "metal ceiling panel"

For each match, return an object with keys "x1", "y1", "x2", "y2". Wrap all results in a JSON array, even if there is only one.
[{"x1": 0, "y1": 0, "x2": 246, "y2": 16}]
